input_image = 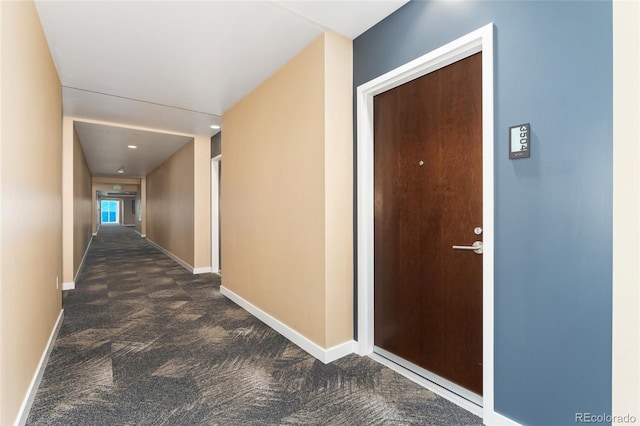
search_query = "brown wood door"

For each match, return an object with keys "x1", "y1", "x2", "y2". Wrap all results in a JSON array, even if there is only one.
[{"x1": 374, "y1": 53, "x2": 483, "y2": 396}]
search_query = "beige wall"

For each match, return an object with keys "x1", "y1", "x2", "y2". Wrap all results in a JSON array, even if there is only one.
[
  {"x1": 193, "y1": 136, "x2": 211, "y2": 270},
  {"x1": 221, "y1": 32, "x2": 353, "y2": 348},
  {"x1": 0, "y1": 2, "x2": 63, "y2": 424},
  {"x1": 140, "y1": 178, "x2": 147, "y2": 235},
  {"x1": 147, "y1": 141, "x2": 195, "y2": 267},
  {"x1": 145, "y1": 136, "x2": 210, "y2": 271},
  {"x1": 62, "y1": 117, "x2": 74, "y2": 284},
  {"x1": 323, "y1": 32, "x2": 354, "y2": 346},
  {"x1": 63, "y1": 119, "x2": 94, "y2": 285},
  {"x1": 73, "y1": 127, "x2": 92, "y2": 281},
  {"x1": 612, "y1": 0, "x2": 640, "y2": 419}
]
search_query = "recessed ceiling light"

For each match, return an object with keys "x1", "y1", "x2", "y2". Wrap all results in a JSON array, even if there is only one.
[
  {"x1": 117, "y1": 167, "x2": 125, "y2": 174},
  {"x1": 210, "y1": 125, "x2": 220, "y2": 130},
  {"x1": 128, "y1": 145, "x2": 137, "y2": 149}
]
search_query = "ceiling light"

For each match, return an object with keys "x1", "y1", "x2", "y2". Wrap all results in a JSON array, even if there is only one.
[
  {"x1": 117, "y1": 167, "x2": 125, "y2": 174},
  {"x1": 210, "y1": 125, "x2": 220, "y2": 130},
  {"x1": 127, "y1": 145, "x2": 137, "y2": 149}
]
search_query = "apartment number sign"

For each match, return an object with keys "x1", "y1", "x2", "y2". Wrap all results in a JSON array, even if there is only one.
[{"x1": 509, "y1": 123, "x2": 530, "y2": 159}]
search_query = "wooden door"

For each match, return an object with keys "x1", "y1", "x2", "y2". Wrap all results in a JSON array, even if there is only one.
[{"x1": 373, "y1": 53, "x2": 483, "y2": 396}]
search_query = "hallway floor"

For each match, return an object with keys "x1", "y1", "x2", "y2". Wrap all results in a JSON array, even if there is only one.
[{"x1": 26, "y1": 225, "x2": 481, "y2": 425}]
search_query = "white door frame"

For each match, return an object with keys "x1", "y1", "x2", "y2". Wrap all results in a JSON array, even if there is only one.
[
  {"x1": 356, "y1": 23, "x2": 508, "y2": 424},
  {"x1": 211, "y1": 155, "x2": 221, "y2": 274}
]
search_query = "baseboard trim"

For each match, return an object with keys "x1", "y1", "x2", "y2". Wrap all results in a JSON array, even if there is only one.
[
  {"x1": 483, "y1": 411, "x2": 522, "y2": 426},
  {"x1": 145, "y1": 238, "x2": 206, "y2": 275},
  {"x1": 220, "y1": 285, "x2": 355, "y2": 364},
  {"x1": 123, "y1": 224, "x2": 135, "y2": 227},
  {"x1": 325, "y1": 340, "x2": 357, "y2": 363},
  {"x1": 15, "y1": 309, "x2": 64, "y2": 426},
  {"x1": 71, "y1": 235, "x2": 93, "y2": 287},
  {"x1": 61, "y1": 281, "x2": 75, "y2": 291}
]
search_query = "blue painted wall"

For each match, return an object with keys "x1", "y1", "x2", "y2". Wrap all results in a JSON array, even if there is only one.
[{"x1": 353, "y1": 1, "x2": 612, "y2": 425}]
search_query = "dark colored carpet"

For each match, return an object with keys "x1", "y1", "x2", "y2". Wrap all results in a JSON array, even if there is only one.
[{"x1": 26, "y1": 225, "x2": 482, "y2": 425}]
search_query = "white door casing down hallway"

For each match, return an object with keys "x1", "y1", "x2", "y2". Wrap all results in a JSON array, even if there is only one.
[{"x1": 211, "y1": 155, "x2": 221, "y2": 274}]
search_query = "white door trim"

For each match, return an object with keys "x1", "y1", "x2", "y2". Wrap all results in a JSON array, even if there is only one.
[
  {"x1": 211, "y1": 156, "x2": 221, "y2": 274},
  {"x1": 356, "y1": 23, "x2": 505, "y2": 424}
]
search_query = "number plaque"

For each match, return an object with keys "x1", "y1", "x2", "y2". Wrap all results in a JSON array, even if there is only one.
[{"x1": 509, "y1": 123, "x2": 530, "y2": 159}]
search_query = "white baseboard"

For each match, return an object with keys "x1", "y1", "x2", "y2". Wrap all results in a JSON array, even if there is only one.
[
  {"x1": 220, "y1": 285, "x2": 356, "y2": 364},
  {"x1": 145, "y1": 238, "x2": 208, "y2": 275},
  {"x1": 483, "y1": 410, "x2": 522, "y2": 426},
  {"x1": 71, "y1": 235, "x2": 93, "y2": 286},
  {"x1": 324, "y1": 339, "x2": 357, "y2": 363},
  {"x1": 61, "y1": 281, "x2": 75, "y2": 291},
  {"x1": 123, "y1": 224, "x2": 135, "y2": 227},
  {"x1": 146, "y1": 238, "x2": 193, "y2": 272},
  {"x1": 15, "y1": 309, "x2": 64, "y2": 426}
]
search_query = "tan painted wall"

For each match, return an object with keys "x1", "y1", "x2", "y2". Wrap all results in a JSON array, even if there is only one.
[
  {"x1": 193, "y1": 136, "x2": 211, "y2": 270},
  {"x1": 221, "y1": 32, "x2": 353, "y2": 348},
  {"x1": 141, "y1": 178, "x2": 147, "y2": 235},
  {"x1": 73, "y1": 127, "x2": 92, "y2": 281},
  {"x1": 612, "y1": 0, "x2": 640, "y2": 418},
  {"x1": 146, "y1": 141, "x2": 195, "y2": 267},
  {"x1": 323, "y1": 32, "x2": 354, "y2": 346},
  {"x1": 62, "y1": 117, "x2": 74, "y2": 284},
  {"x1": 0, "y1": 2, "x2": 62, "y2": 424}
]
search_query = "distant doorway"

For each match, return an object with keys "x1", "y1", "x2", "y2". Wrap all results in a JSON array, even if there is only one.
[{"x1": 101, "y1": 199, "x2": 120, "y2": 224}]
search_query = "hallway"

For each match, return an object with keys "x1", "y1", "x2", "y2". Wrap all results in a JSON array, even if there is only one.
[{"x1": 26, "y1": 226, "x2": 481, "y2": 425}]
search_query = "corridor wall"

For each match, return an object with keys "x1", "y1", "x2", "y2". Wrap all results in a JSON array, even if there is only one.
[
  {"x1": 0, "y1": 2, "x2": 63, "y2": 423},
  {"x1": 221, "y1": 32, "x2": 353, "y2": 352}
]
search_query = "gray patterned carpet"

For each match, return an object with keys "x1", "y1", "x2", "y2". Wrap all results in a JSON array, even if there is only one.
[{"x1": 26, "y1": 225, "x2": 482, "y2": 425}]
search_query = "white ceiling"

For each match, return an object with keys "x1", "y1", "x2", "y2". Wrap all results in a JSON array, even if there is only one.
[
  {"x1": 35, "y1": 0, "x2": 408, "y2": 177},
  {"x1": 75, "y1": 122, "x2": 192, "y2": 178}
]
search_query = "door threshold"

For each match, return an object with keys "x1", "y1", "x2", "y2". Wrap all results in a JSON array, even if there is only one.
[{"x1": 369, "y1": 350, "x2": 483, "y2": 418}]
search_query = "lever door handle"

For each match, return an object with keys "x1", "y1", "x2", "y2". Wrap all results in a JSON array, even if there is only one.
[{"x1": 452, "y1": 241, "x2": 483, "y2": 254}]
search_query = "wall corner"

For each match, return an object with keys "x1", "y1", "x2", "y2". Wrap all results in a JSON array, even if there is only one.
[
  {"x1": 193, "y1": 135, "x2": 211, "y2": 270},
  {"x1": 323, "y1": 31, "x2": 354, "y2": 348}
]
